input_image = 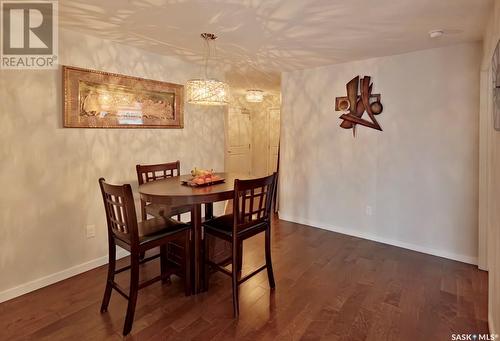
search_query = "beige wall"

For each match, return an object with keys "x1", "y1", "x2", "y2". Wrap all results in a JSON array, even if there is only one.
[
  {"x1": 0, "y1": 29, "x2": 225, "y2": 300},
  {"x1": 480, "y1": 0, "x2": 500, "y2": 334},
  {"x1": 280, "y1": 43, "x2": 481, "y2": 264}
]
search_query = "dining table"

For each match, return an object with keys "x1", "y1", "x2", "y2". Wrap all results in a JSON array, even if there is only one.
[{"x1": 138, "y1": 172, "x2": 252, "y2": 294}]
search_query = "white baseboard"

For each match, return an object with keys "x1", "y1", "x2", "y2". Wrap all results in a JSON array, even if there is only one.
[
  {"x1": 490, "y1": 311, "x2": 497, "y2": 336},
  {"x1": 278, "y1": 213, "x2": 477, "y2": 265},
  {"x1": 0, "y1": 248, "x2": 129, "y2": 304}
]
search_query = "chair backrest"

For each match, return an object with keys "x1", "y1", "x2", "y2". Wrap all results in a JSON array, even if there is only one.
[
  {"x1": 233, "y1": 173, "x2": 278, "y2": 231},
  {"x1": 99, "y1": 178, "x2": 139, "y2": 244},
  {"x1": 136, "y1": 161, "x2": 181, "y2": 185}
]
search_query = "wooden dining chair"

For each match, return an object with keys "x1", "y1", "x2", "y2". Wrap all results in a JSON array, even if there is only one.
[
  {"x1": 136, "y1": 161, "x2": 193, "y2": 274},
  {"x1": 203, "y1": 173, "x2": 278, "y2": 317},
  {"x1": 136, "y1": 161, "x2": 191, "y2": 221},
  {"x1": 98, "y1": 178, "x2": 191, "y2": 336}
]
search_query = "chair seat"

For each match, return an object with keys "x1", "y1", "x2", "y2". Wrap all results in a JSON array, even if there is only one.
[
  {"x1": 145, "y1": 203, "x2": 191, "y2": 218},
  {"x1": 138, "y1": 217, "x2": 190, "y2": 244},
  {"x1": 203, "y1": 214, "x2": 267, "y2": 238}
]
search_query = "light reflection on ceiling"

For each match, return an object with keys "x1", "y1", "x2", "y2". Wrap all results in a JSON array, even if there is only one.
[{"x1": 59, "y1": 0, "x2": 493, "y2": 92}]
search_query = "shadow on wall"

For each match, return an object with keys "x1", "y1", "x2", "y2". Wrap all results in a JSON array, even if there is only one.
[
  {"x1": 279, "y1": 43, "x2": 480, "y2": 263},
  {"x1": 0, "y1": 28, "x2": 226, "y2": 293}
]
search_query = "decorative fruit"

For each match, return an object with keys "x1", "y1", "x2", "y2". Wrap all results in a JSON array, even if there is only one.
[
  {"x1": 193, "y1": 178, "x2": 205, "y2": 185},
  {"x1": 191, "y1": 167, "x2": 214, "y2": 177},
  {"x1": 190, "y1": 167, "x2": 218, "y2": 185}
]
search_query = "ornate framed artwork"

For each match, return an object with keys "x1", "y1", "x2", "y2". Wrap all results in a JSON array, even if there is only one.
[{"x1": 63, "y1": 66, "x2": 184, "y2": 128}]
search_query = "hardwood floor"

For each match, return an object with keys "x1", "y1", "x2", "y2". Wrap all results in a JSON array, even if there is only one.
[{"x1": 0, "y1": 218, "x2": 488, "y2": 340}]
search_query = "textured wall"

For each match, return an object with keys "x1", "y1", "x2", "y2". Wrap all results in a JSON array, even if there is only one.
[
  {"x1": 0, "y1": 29, "x2": 225, "y2": 294},
  {"x1": 280, "y1": 43, "x2": 481, "y2": 264}
]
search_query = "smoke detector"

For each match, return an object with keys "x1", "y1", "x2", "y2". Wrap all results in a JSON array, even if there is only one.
[{"x1": 429, "y1": 30, "x2": 444, "y2": 39}]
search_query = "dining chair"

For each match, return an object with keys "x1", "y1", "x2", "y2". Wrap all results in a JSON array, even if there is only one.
[
  {"x1": 203, "y1": 173, "x2": 278, "y2": 317},
  {"x1": 136, "y1": 161, "x2": 193, "y2": 275},
  {"x1": 98, "y1": 178, "x2": 191, "y2": 336},
  {"x1": 136, "y1": 161, "x2": 191, "y2": 221}
]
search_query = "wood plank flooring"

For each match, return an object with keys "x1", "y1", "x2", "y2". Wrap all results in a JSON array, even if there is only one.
[{"x1": 0, "y1": 218, "x2": 488, "y2": 340}]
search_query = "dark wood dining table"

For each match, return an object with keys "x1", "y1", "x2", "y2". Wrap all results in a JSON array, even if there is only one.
[{"x1": 138, "y1": 172, "x2": 252, "y2": 294}]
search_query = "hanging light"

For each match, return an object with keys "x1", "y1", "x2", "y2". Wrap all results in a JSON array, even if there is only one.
[
  {"x1": 245, "y1": 89, "x2": 264, "y2": 103},
  {"x1": 186, "y1": 33, "x2": 229, "y2": 106}
]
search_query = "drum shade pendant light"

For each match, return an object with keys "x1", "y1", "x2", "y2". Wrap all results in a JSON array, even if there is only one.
[{"x1": 186, "y1": 33, "x2": 229, "y2": 106}]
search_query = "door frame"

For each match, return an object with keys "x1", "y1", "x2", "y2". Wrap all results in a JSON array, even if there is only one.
[{"x1": 267, "y1": 107, "x2": 281, "y2": 175}]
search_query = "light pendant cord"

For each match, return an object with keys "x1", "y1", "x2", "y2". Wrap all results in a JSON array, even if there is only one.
[
  {"x1": 204, "y1": 37, "x2": 209, "y2": 79},
  {"x1": 200, "y1": 33, "x2": 217, "y2": 80}
]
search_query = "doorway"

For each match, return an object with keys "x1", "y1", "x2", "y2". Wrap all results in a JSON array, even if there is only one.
[{"x1": 224, "y1": 94, "x2": 281, "y2": 177}]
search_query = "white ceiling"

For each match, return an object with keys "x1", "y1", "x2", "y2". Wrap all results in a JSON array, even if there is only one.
[{"x1": 59, "y1": 0, "x2": 493, "y2": 92}]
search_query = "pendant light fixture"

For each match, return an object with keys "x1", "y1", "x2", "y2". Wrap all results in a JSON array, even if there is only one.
[
  {"x1": 245, "y1": 89, "x2": 264, "y2": 103},
  {"x1": 186, "y1": 33, "x2": 229, "y2": 106}
]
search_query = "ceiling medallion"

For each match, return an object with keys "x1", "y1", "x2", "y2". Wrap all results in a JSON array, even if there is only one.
[{"x1": 186, "y1": 33, "x2": 229, "y2": 106}]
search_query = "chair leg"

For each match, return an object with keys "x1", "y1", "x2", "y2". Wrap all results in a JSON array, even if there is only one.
[
  {"x1": 140, "y1": 200, "x2": 147, "y2": 221},
  {"x1": 184, "y1": 232, "x2": 192, "y2": 296},
  {"x1": 100, "y1": 241, "x2": 116, "y2": 313},
  {"x1": 160, "y1": 245, "x2": 170, "y2": 284},
  {"x1": 232, "y1": 240, "x2": 240, "y2": 317},
  {"x1": 237, "y1": 240, "x2": 243, "y2": 275},
  {"x1": 203, "y1": 233, "x2": 209, "y2": 292},
  {"x1": 123, "y1": 254, "x2": 140, "y2": 336},
  {"x1": 139, "y1": 201, "x2": 147, "y2": 261},
  {"x1": 265, "y1": 227, "x2": 276, "y2": 289}
]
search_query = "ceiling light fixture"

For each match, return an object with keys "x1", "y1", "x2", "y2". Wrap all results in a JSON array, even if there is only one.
[
  {"x1": 186, "y1": 33, "x2": 229, "y2": 106},
  {"x1": 428, "y1": 29, "x2": 444, "y2": 39},
  {"x1": 245, "y1": 89, "x2": 264, "y2": 103}
]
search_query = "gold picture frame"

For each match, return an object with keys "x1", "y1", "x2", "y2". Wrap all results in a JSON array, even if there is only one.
[{"x1": 63, "y1": 66, "x2": 184, "y2": 129}]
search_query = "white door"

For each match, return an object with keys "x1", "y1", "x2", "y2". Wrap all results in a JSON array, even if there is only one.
[
  {"x1": 267, "y1": 108, "x2": 280, "y2": 174},
  {"x1": 225, "y1": 106, "x2": 251, "y2": 175}
]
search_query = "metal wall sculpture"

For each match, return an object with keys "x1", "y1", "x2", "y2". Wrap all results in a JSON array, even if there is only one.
[{"x1": 335, "y1": 76, "x2": 383, "y2": 135}]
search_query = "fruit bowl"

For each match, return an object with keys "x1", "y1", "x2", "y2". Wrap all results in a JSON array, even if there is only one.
[{"x1": 181, "y1": 168, "x2": 224, "y2": 187}]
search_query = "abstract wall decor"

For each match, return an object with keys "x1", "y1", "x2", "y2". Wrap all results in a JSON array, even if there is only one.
[
  {"x1": 63, "y1": 66, "x2": 184, "y2": 128},
  {"x1": 335, "y1": 76, "x2": 383, "y2": 135}
]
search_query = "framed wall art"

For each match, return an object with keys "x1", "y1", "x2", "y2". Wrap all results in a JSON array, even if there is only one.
[{"x1": 63, "y1": 66, "x2": 184, "y2": 129}]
